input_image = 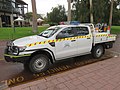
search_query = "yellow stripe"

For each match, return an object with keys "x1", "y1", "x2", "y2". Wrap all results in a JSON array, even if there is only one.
[
  {"x1": 78, "y1": 36, "x2": 81, "y2": 38},
  {"x1": 67, "y1": 38, "x2": 71, "y2": 40},
  {"x1": 26, "y1": 44, "x2": 30, "y2": 47},
  {"x1": 65, "y1": 38, "x2": 68, "y2": 40},
  {"x1": 57, "y1": 39, "x2": 61, "y2": 42},
  {"x1": 54, "y1": 40, "x2": 57, "y2": 42},
  {"x1": 96, "y1": 34, "x2": 109, "y2": 37},
  {"x1": 36, "y1": 42, "x2": 39, "y2": 45},
  {"x1": 31, "y1": 43, "x2": 34, "y2": 46},
  {"x1": 27, "y1": 35, "x2": 92, "y2": 47},
  {"x1": 50, "y1": 40, "x2": 54, "y2": 43},
  {"x1": 40, "y1": 42, "x2": 44, "y2": 44}
]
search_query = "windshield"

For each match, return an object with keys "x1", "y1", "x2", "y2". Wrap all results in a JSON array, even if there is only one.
[{"x1": 38, "y1": 27, "x2": 62, "y2": 38}]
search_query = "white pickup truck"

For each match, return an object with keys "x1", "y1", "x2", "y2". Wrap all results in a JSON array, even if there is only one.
[{"x1": 4, "y1": 24, "x2": 116, "y2": 73}]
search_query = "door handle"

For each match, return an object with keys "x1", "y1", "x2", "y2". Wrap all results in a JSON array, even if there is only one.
[
  {"x1": 71, "y1": 40, "x2": 76, "y2": 42},
  {"x1": 87, "y1": 37, "x2": 91, "y2": 39}
]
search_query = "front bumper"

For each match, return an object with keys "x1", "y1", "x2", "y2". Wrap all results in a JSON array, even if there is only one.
[
  {"x1": 4, "y1": 48, "x2": 31, "y2": 63},
  {"x1": 4, "y1": 54, "x2": 31, "y2": 63}
]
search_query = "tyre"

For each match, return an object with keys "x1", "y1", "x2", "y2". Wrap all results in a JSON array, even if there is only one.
[
  {"x1": 92, "y1": 45, "x2": 104, "y2": 59},
  {"x1": 29, "y1": 54, "x2": 49, "y2": 73}
]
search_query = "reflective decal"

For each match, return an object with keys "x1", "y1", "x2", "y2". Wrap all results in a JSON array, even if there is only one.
[{"x1": 26, "y1": 34, "x2": 116, "y2": 47}]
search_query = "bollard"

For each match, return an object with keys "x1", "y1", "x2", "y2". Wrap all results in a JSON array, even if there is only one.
[{"x1": 0, "y1": 81, "x2": 8, "y2": 90}]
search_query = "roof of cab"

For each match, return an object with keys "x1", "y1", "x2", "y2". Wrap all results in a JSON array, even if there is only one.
[{"x1": 48, "y1": 24, "x2": 91, "y2": 29}]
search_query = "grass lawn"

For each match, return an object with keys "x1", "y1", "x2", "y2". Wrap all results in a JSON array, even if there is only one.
[
  {"x1": 111, "y1": 26, "x2": 120, "y2": 34},
  {"x1": 0, "y1": 26, "x2": 48, "y2": 40},
  {"x1": 0, "y1": 26, "x2": 120, "y2": 40}
]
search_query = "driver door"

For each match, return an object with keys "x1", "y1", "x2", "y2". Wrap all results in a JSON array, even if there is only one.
[{"x1": 55, "y1": 27, "x2": 77, "y2": 60}]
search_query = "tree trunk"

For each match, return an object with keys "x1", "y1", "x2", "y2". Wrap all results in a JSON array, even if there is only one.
[
  {"x1": 31, "y1": 0, "x2": 38, "y2": 33},
  {"x1": 67, "y1": 0, "x2": 71, "y2": 22},
  {"x1": 109, "y1": 0, "x2": 114, "y2": 30},
  {"x1": 90, "y1": 0, "x2": 93, "y2": 23}
]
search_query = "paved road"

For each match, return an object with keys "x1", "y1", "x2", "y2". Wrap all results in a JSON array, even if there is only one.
[
  {"x1": 0, "y1": 53, "x2": 113, "y2": 86},
  {"x1": 7, "y1": 56, "x2": 120, "y2": 90},
  {"x1": 0, "y1": 40, "x2": 8, "y2": 59},
  {"x1": 0, "y1": 60, "x2": 23, "y2": 81},
  {"x1": 108, "y1": 34, "x2": 120, "y2": 55}
]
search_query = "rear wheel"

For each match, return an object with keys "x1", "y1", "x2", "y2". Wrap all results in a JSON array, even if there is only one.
[
  {"x1": 92, "y1": 45, "x2": 104, "y2": 59},
  {"x1": 29, "y1": 54, "x2": 49, "y2": 73}
]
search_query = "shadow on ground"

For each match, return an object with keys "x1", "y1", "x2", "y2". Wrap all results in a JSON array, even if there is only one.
[{"x1": 0, "y1": 51, "x2": 113, "y2": 87}]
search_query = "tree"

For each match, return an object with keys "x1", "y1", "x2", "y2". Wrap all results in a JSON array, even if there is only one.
[
  {"x1": 112, "y1": 0, "x2": 120, "y2": 25},
  {"x1": 25, "y1": 12, "x2": 43, "y2": 20},
  {"x1": 25, "y1": 12, "x2": 33, "y2": 21},
  {"x1": 72, "y1": 0, "x2": 120, "y2": 25},
  {"x1": 72, "y1": 0, "x2": 90, "y2": 22},
  {"x1": 93, "y1": 0, "x2": 120, "y2": 25},
  {"x1": 47, "y1": 5, "x2": 67, "y2": 24},
  {"x1": 92, "y1": 0, "x2": 110, "y2": 23}
]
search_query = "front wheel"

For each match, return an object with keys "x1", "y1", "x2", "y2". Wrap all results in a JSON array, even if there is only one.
[
  {"x1": 29, "y1": 54, "x2": 49, "y2": 73},
  {"x1": 92, "y1": 45, "x2": 104, "y2": 59}
]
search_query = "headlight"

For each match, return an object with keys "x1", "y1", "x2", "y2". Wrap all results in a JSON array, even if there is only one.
[{"x1": 18, "y1": 46, "x2": 27, "y2": 52}]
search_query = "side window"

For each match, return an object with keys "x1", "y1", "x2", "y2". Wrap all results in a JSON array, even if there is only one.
[
  {"x1": 76, "y1": 27, "x2": 89, "y2": 36},
  {"x1": 56, "y1": 27, "x2": 75, "y2": 39}
]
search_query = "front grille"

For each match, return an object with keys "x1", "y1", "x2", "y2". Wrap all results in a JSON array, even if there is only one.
[
  {"x1": 7, "y1": 46, "x2": 19, "y2": 55},
  {"x1": 11, "y1": 46, "x2": 18, "y2": 53},
  {"x1": 6, "y1": 41, "x2": 20, "y2": 55}
]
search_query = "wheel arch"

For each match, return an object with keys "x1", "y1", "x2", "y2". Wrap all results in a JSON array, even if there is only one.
[
  {"x1": 92, "y1": 41, "x2": 114, "y2": 51},
  {"x1": 92, "y1": 43, "x2": 105, "y2": 51},
  {"x1": 30, "y1": 48, "x2": 55, "y2": 64},
  {"x1": 91, "y1": 43, "x2": 105, "y2": 55}
]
